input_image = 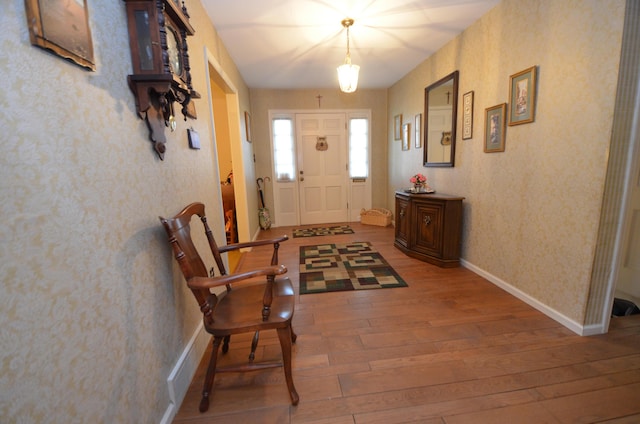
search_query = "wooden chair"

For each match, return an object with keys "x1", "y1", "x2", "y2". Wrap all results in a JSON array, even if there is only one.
[{"x1": 159, "y1": 202, "x2": 299, "y2": 412}]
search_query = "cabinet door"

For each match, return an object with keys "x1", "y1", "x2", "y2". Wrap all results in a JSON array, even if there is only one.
[
  {"x1": 395, "y1": 196, "x2": 410, "y2": 247},
  {"x1": 412, "y1": 201, "x2": 443, "y2": 257}
]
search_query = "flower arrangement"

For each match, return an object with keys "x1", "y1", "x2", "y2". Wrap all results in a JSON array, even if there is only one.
[{"x1": 410, "y1": 173, "x2": 427, "y2": 187}]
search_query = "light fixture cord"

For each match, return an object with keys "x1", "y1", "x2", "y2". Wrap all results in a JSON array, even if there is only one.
[
  {"x1": 346, "y1": 24, "x2": 351, "y2": 56},
  {"x1": 344, "y1": 22, "x2": 352, "y2": 64}
]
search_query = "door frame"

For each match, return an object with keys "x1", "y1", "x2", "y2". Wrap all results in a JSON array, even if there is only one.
[
  {"x1": 204, "y1": 48, "x2": 250, "y2": 243},
  {"x1": 588, "y1": 4, "x2": 640, "y2": 335},
  {"x1": 268, "y1": 109, "x2": 372, "y2": 227}
]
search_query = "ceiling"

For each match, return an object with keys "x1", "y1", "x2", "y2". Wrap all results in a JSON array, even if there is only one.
[{"x1": 200, "y1": 0, "x2": 500, "y2": 90}]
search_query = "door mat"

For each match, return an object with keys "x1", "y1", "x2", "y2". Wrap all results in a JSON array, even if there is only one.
[
  {"x1": 292, "y1": 225, "x2": 354, "y2": 238},
  {"x1": 299, "y1": 242, "x2": 408, "y2": 294}
]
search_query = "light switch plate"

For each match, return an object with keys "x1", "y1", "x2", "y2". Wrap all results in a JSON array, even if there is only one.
[{"x1": 188, "y1": 128, "x2": 200, "y2": 149}]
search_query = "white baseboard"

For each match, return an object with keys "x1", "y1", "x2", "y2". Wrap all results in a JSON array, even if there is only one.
[
  {"x1": 160, "y1": 322, "x2": 211, "y2": 424},
  {"x1": 460, "y1": 258, "x2": 590, "y2": 336}
]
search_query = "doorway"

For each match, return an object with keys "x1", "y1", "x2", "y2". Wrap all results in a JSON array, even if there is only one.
[
  {"x1": 206, "y1": 55, "x2": 247, "y2": 271},
  {"x1": 270, "y1": 110, "x2": 372, "y2": 227}
]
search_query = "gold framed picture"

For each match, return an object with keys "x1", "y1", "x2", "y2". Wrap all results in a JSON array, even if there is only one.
[
  {"x1": 414, "y1": 114, "x2": 422, "y2": 148},
  {"x1": 394, "y1": 114, "x2": 402, "y2": 140},
  {"x1": 245, "y1": 111, "x2": 252, "y2": 142},
  {"x1": 509, "y1": 66, "x2": 537, "y2": 126},
  {"x1": 462, "y1": 91, "x2": 474, "y2": 139},
  {"x1": 484, "y1": 103, "x2": 506, "y2": 153},
  {"x1": 402, "y1": 123, "x2": 410, "y2": 151}
]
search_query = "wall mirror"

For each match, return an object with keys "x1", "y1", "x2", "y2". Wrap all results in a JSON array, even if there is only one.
[{"x1": 424, "y1": 70, "x2": 459, "y2": 167}]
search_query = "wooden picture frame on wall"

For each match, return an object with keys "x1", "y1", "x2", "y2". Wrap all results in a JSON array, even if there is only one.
[
  {"x1": 402, "y1": 123, "x2": 410, "y2": 151},
  {"x1": 24, "y1": 0, "x2": 96, "y2": 71},
  {"x1": 244, "y1": 111, "x2": 252, "y2": 142},
  {"x1": 484, "y1": 103, "x2": 506, "y2": 153},
  {"x1": 508, "y1": 66, "x2": 537, "y2": 126},
  {"x1": 462, "y1": 91, "x2": 474, "y2": 139},
  {"x1": 414, "y1": 114, "x2": 422, "y2": 148},
  {"x1": 394, "y1": 114, "x2": 402, "y2": 140}
]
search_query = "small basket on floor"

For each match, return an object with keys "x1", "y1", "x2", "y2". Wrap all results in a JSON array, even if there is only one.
[{"x1": 360, "y1": 208, "x2": 392, "y2": 227}]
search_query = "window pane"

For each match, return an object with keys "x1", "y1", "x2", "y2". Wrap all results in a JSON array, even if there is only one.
[
  {"x1": 273, "y1": 118, "x2": 295, "y2": 181},
  {"x1": 349, "y1": 118, "x2": 368, "y2": 178}
]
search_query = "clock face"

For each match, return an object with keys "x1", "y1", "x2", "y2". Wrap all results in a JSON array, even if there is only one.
[{"x1": 166, "y1": 26, "x2": 183, "y2": 77}]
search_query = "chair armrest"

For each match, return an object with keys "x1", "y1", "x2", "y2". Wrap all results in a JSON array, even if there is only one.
[
  {"x1": 218, "y1": 235, "x2": 288, "y2": 253},
  {"x1": 187, "y1": 265, "x2": 288, "y2": 290}
]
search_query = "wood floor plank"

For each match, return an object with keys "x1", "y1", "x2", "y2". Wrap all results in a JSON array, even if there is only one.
[
  {"x1": 598, "y1": 414, "x2": 640, "y2": 423},
  {"x1": 338, "y1": 359, "x2": 475, "y2": 396},
  {"x1": 355, "y1": 389, "x2": 542, "y2": 424},
  {"x1": 172, "y1": 223, "x2": 640, "y2": 423},
  {"x1": 542, "y1": 382, "x2": 640, "y2": 423}
]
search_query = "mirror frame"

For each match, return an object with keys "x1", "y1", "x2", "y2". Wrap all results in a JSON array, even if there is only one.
[{"x1": 423, "y1": 70, "x2": 459, "y2": 167}]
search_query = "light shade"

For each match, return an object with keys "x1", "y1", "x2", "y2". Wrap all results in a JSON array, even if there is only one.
[{"x1": 337, "y1": 62, "x2": 360, "y2": 93}]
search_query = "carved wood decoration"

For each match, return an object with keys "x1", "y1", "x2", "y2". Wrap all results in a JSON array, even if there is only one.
[{"x1": 124, "y1": 0, "x2": 200, "y2": 160}]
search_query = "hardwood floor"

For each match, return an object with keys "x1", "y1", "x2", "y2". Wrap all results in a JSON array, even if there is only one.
[{"x1": 173, "y1": 223, "x2": 640, "y2": 423}]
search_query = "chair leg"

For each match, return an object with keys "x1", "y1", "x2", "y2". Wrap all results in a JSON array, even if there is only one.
[
  {"x1": 291, "y1": 326, "x2": 297, "y2": 344},
  {"x1": 222, "y1": 335, "x2": 231, "y2": 354},
  {"x1": 200, "y1": 336, "x2": 223, "y2": 413},
  {"x1": 277, "y1": 325, "x2": 299, "y2": 406},
  {"x1": 249, "y1": 331, "x2": 259, "y2": 361}
]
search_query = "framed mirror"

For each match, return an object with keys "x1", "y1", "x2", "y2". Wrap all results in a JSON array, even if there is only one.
[{"x1": 424, "y1": 70, "x2": 459, "y2": 167}]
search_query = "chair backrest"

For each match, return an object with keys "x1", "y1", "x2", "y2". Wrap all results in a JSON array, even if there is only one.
[{"x1": 160, "y1": 202, "x2": 228, "y2": 317}]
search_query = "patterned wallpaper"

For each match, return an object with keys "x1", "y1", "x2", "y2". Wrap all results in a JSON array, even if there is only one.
[
  {"x1": 387, "y1": 0, "x2": 625, "y2": 325},
  {"x1": 0, "y1": 0, "x2": 247, "y2": 422},
  {"x1": 0, "y1": 0, "x2": 628, "y2": 421}
]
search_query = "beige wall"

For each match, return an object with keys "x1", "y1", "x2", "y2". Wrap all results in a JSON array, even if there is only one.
[
  {"x1": 387, "y1": 0, "x2": 626, "y2": 326},
  {"x1": 0, "y1": 0, "x2": 630, "y2": 421},
  {"x1": 249, "y1": 88, "x2": 388, "y2": 212},
  {"x1": 0, "y1": 0, "x2": 251, "y2": 421}
]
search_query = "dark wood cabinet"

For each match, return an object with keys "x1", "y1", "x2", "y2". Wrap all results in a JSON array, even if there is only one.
[{"x1": 394, "y1": 191, "x2": 464, "y2": 267}]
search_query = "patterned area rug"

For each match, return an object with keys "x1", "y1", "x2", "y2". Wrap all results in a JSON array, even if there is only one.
[
  {"x1": 292, "y1": 225, "x2": 354, "y2": 238},
  {"x1": 299, "y1": 242, "x2": 408, "y2": 294}
]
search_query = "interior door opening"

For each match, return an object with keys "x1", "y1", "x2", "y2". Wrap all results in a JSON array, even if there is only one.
[{"x1": 207, "y1": 61, "x2": 242, "y2": 271}]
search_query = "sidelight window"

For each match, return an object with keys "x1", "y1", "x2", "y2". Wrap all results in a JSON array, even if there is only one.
[
  {"x1": 272, "y1": 118, "x2": 295, "y2": 181},
  {"x1": 349, "y1": 117, "x2": 369, "y2": 178}
]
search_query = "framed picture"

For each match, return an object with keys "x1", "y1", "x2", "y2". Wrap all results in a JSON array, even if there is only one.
[
  {"x1": 394, "y1": 114, "x2": 402, "y2": 140},
  {"x1": 414, "y1": 114, "x2": 422, "y2": 148},
  {"x1": 508, "y1": 66, "x2": 537, "y2": 126},
  {"x1": 24, "y1": 0, "x2": 95, "y2": 71},
  {"x1": 402, "y1": 123, "x2": 410, "y2": 151},
  {"x1": 462, "y1": 91, "x2": 474, "y2": 139},
  {"x1": 244, "y1": 111, "x2": 252, "y2": 142},
  {"x1": 484, "y1": 103, "x2": 506, "y2": 153}
]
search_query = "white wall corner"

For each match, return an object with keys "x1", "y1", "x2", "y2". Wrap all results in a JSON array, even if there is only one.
[
  {"x1": 160, "y1": 321, "x2": 210, "y2": 424},
  {"x1": 460, "y1": 259, "x2": 588, "y2": 336}
]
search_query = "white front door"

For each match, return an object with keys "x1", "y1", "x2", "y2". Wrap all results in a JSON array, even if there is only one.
[{"x1": 296, "y1": 113, "x2": 349, "y2": 225}]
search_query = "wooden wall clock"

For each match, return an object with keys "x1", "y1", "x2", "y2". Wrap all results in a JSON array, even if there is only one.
[{"x1": 124, "y1": 0, "x2": 200, "y2": 160}]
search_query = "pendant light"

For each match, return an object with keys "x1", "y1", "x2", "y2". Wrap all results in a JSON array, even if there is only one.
[{"x1": 337, "y1": 18, "x2": 360, "y2": 93}]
